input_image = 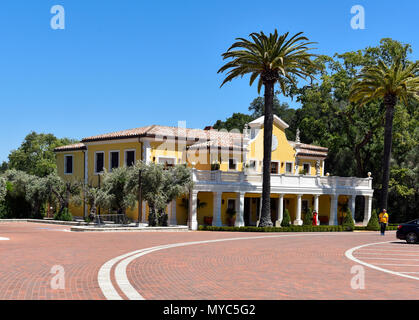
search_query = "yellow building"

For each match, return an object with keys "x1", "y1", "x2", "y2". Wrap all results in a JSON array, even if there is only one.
[{"x1": 54, "y1": 115, "x2": 374, "y2": 229}]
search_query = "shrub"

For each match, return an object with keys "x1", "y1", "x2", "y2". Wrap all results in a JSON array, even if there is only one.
[
  {"x1": 198, "y1": 225, "x2": 347, "y2": 232},
  {"x1": 342, "y1": 209, "x2": 355, "y2": 231},
  {"x1": 303, "y1": 208, "x2": 313, "y2": 226},
  {"x1": 366, "y1": 209, "x2": 380, "y2": 231},
  {"x1": 53, "y1": 208, "x2": 73, "y2": 221},
  {"x1": 281, "y1": 208, "x2": 291, "y2": 227}
]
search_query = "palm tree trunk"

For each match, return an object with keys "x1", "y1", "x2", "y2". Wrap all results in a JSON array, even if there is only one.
[
  {"x1": 380, "y1": 94, "x2": 397, "y2": 211},
  {"x1": 259, "y1": 80, "x2": 274, "y2": 227}
]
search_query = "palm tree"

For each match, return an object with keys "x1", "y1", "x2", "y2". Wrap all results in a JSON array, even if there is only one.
[
  {"x1": 218, "y1": 30, "x2": 317, "y2": 227},
  {"x1": 350, "y1": 56, "x2": 419, "y2": 211}
]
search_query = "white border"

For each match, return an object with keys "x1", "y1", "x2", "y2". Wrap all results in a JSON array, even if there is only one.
[
  {"x1": 64, "y1": 154, "x2": 74, "y2": 175},
  {"x1": 94, "y1": 151, "x2": 105, "y2": 175},
  {"x1": 302, "y1": 162, "x2": 311, "y2": 175},
  {"x1": 124, "y1": 149, "x2": 136, "y2": 166},
  {"x1": 109, "y1": 150, "x2": 120, "y2": 172},
  {"x1": 285, "y1": 161, "x2": 293, "y2": 174}
]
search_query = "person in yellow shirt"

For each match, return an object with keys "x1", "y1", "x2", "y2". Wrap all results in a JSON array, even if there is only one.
[{"x1": 379, "y1": 209, "x2": 389, "y2": 236}]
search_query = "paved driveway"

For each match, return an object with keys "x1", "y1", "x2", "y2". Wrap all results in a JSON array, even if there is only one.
[{"x1": 0, "y1": 222, "x2": 417, "y2": 300}]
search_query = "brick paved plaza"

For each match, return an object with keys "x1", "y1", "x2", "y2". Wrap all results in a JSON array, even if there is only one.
[{"x1": 0, "y1": 222, "x2": 418, "y2": 300}]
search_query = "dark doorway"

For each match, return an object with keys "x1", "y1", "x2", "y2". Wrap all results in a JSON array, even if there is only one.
[{"x1": 244, "y1": 198, "x2": 251, "y2": 226}]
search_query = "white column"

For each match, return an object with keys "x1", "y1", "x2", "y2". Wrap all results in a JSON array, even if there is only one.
[
  {"x1": 142, "y1": 140, "x2": 152, "y2": 164},
  {"x1": 212, "y1": 192, "x2": 222, "y2": 227},
  {"x1": 275, "y1": 194, "x2": 284, "y2": 227},
  {"x1": 350, "y1": 195, "x2": 356, "y2": 222},
  {"x1": 235, "y1": 192, "x2": 245, "y2": 227},
  {"x1": 314, "y1": 194, "x2": 320, "y2": 225},
  {"x1": 322, "y1": 160, "x2": 325, "y2": 176},
  {"x1": 170, "y1": 200, "x2": 177, "y2": 225},
  {"x1": 294, "y1": 194, "x2": 303, "y2": 225},
  {"x1": 329, "y1": 195, "x2": 338, "y2": 225},
  {"x1": 188, "y1": 191, "x2": 198, "y2": 230},
  {"x1": 363, "y1": 195, "x2": 372, "y2": 226}
]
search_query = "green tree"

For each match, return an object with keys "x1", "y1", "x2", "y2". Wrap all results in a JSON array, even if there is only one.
[
  {"x1": 213, "y1": 113, "x2": 254, "y2": 132},
  {"x1": 99, "y1": 167, "x2": 137, "y2": 217},
  {"x1": 350, "y1": 56, "x2": 419, "y2": 211},
  {"x1": 2, "y1": 170, "x2": 47, "y2": 218},
  {"x1": 132, "y1": 161, "x2": 192, "y2": 227},
  {"x1": 73, "y1": 184, "x2": 107, "y2": 218},
  {"x1": 248, "y1": 96, "x2": 297, "y2": 140},
  {"x1": 44, "y1": 172, "x2": 81, "y2": 215},
  {"x1": 366, "y1": 209, "x2": 380, "y2": 231},
  {"x1": 7, "y1": 132, "x2": 77, "y2": 177},
  {"x1": 218, "y1": 29, "x2": 317, "y2": 227},
  {"x1": 0, "y1": 176, "x2": 6, "y2": 203},
  {"x1": 303, "y1": 207, "x2": 313, "y2": 226},
  {"x1": 281, "y1": 208, "x2": 291, "y2": 227},
  {"x1": 342, "y1": 209, "x2": 355, "y2": 231}
]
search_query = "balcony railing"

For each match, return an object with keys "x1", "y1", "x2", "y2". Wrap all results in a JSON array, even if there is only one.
[{"x1": 193, "y1": 170, "x2": 372, "y2": 190}]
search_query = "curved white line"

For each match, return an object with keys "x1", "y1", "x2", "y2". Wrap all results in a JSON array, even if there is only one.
[
  {"x1": 100, "y1": 233, "x2": 335, "y2": 300},
  {"x1": 345, "y1": 241, "x2": 419, "y2": 281},
  {"x1": 0, "y1": 237, "x2": 9, "y2": 240}
]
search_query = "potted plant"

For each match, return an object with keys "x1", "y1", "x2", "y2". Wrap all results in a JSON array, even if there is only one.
[
  {"x1": 226, "y1": 207, "x2": 236, "y2": 226},
  {"x1": 211, "y1": 162, "x2": 220, "y2": 171}
]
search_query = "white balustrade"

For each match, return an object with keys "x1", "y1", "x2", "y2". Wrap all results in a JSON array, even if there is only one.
[{"x1": 192, "y1": 169, "x2": 372, "y2": 191}]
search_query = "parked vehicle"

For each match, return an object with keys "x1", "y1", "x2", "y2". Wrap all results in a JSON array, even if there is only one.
[{"x1": 396, "y1": 219, "x2": 419, "y2": 244}]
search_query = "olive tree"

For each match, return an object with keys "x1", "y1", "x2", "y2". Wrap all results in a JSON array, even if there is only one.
[
  {"x1": 2, "y1": 170, "x2": 49, "y2": 218},
  {"x1": 99, "y1": 167, "x2": 137, "y2": 216},
  {"x1": 0, "y1": 176, "x2": 7, "y2": 203},
  {"x1": 130, "y1": 161, "x2": 193, "y2": 227},
  {"x1": 73, "y1": 184, "x2": 108, "y2": 219},
  {"x1": 44, "y1": 172, "x2": 81, "y2": 215}
]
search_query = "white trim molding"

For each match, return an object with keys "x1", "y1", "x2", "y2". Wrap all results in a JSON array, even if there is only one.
[
  {"x1": 94, "y1": 151, "x2": 105, "y2": 175},
  {"x1": 64, "y1": 154, "x2": 74, "y2": 175},
  {"x1": 109, "y1": 150, "x2": 120, "y2": 172},
  {"x1": 124, "y1": 149, "x2": 136, "y2": 167}
]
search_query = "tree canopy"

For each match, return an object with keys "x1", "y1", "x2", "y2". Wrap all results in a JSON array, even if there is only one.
[
  {"x1": 5, "y1": 132, "x2": 77, "y2": 177},
  {"x1": 215, "y1": 38, "x2": 418, "y2": 222}
]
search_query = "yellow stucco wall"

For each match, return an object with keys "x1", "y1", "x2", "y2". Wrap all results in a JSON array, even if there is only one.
[
  {"x1": 56, "y1": 151, "x2": 85, "y2": 216},
  {"x1": 87, "y1": 141, "x2": 142, "y2": 187},
  {"x1": 249, "y1": 125, "x2": 296, "y2": 174}
]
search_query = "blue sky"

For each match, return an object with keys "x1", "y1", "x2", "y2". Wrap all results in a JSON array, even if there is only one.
[{"x1": 0, "y1": 0, "x2": 417, "y2": 162}]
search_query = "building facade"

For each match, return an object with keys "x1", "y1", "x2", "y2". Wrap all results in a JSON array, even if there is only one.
[{"x1": 54, "y1": 116, "x2": 373, "y2": 229}]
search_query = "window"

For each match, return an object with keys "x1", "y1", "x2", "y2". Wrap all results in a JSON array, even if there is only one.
[
  {"x1": 285, "y1": 162, "x2": 293, "y2": 174},
  {"x1": 110, "y1": 151, "x2": 119, "y2": 171},
  {"x1": 95, "y1": 152, "x2": 105, "y2": 174},
  {"x1": 302, "y1": 200, "x2": 309, "y2": 213},
  {"x1": 228, "y1": 158, "x2": 237, "y2": 170},
  {"x1": 158, "y1": 157, "x2": 175, "y2": 167},
  {"x1": 125, "y1": 150, "x2": 135, "y2": 167},
  {"x1": 227, "y1": 199, "x2": 236, "y2": 210},
  {"x1": 271, "y1": 162, "x2": 279, "y2": 174},
  {"x1": 64, "y1": 155, "x2": 73, "y2": 174},
  {"x1": 249, "y1": 160, "x2": 257, "y2": 170},
  {"x1": 303, "y1": 163, "x2": 310, "y2": 175}
]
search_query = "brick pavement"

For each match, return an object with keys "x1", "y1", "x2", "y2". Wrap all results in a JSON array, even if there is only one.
[{"x1": 0, "y1": 222, "x2": 417, "y2": 300}]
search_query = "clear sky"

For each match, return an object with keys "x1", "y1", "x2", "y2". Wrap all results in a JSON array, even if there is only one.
[{"x1": 0, "y1": 0, "x2": 417, "y2": 162}]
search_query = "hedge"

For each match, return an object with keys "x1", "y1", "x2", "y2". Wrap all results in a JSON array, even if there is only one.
[
  {"x1": 199, "y1": 225, "x2": 399, "y2": 233},
  {"x1": 198, "y1": 225, "x2": 349, "y2": 232},
  {"x1": 354, "y1": 225, "x2": 398, "y2": 231}
]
